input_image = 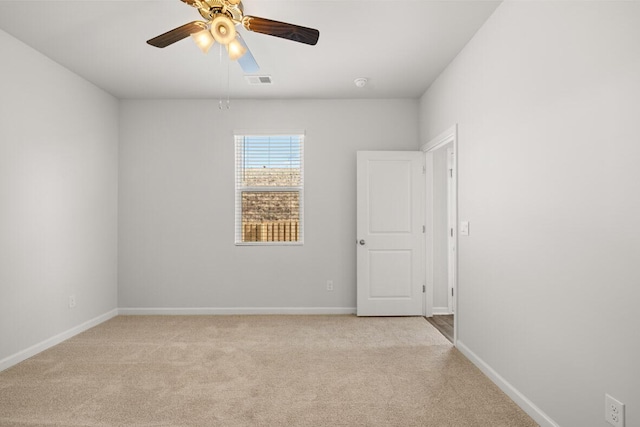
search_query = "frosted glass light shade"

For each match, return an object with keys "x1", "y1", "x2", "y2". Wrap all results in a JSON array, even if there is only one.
[
  {"x1": 191, "y1": 29, "x2": 215, "y2": 54},
  {"x1": 226, "y1": 37, "x2": 247, "y2": 60}
]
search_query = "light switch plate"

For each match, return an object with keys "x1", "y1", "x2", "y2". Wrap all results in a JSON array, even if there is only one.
[{"x1": 460, "y1": 221, "x2": 469, "y2": 236}]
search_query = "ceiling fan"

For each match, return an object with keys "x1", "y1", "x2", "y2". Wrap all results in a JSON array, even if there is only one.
[{"x1": 147, "y1": 0, "x2": 320, "y2": 73}]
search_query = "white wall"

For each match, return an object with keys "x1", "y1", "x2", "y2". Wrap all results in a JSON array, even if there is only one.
[
  {"x1": 0, "y1": 30, "x2": 119, "y2": 364},
  {"x1": 118, "y1": 99, "x2": 418, "y2": 311},
  {"x1": 419, "y1": 2, "x2": 640, "y2": 426}
]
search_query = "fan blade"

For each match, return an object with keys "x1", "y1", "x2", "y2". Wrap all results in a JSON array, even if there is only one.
[
  {"x1": 235, "y1": 33, "x2": 260, "y2": 73},
  {"x1": 147, "y1": 21, "x2": 207, "y2": 48},
  {"x1": 242, "y1": 16, "x2": 319, "y2": 46}
]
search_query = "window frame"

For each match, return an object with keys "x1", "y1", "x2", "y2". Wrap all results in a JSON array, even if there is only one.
[{"x1": 234, "y1": 132, "x2": 305, "y2": 246}]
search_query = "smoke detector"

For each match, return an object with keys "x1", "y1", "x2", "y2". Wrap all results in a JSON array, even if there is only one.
[{"x1": 354, "y1": 78, "x2": 368, "y2": 88}]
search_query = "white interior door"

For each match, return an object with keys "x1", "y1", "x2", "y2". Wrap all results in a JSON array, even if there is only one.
[{"x1": 356, "y1": 151, "x2": 424, "y2": 316}]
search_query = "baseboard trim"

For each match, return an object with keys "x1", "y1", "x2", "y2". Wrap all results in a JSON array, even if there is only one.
[
  {"x1": 118, "y1": 307, "x2": 357, "y2": 315},
  {"x1": 0, "y1": 308, "x2": 118, "y2": 372},
  {"x1": 456, "y1": 340, "x2": 559, "y2": 427},
  {"x1": 432, "y1": 307, "x2": 453, "y2": 315}
]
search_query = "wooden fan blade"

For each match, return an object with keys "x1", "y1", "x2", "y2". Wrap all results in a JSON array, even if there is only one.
[
  {"x1": 147, "y1": 21, "x2": 207, "y2": 48},
  {"x1": 242, "y1": 16, "x2": 319, "y2": 46}
]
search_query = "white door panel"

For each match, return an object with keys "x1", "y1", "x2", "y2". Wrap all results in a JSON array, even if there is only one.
[
  {"x1": 357, "y1": 151, "x2": 424, "y2": 316},
  {"x1": 369, "y1": 160, "x2": 412, "y2": 233}
]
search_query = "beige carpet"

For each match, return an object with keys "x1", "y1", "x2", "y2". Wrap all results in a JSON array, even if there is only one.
[{"x1": 0, "y1": 315, "x2": 537, "y2": 426}]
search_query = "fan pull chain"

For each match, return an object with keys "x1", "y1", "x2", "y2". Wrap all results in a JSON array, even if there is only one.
[
  {"x1": 217, "y1": 43, "x2": 231, "y2": 110},
  {"x1": 226, "y1": 55, "x2": 231, "y2": 109},
  {"x1": 218, "y1": 43, "x2": 224, "y2": 110}
]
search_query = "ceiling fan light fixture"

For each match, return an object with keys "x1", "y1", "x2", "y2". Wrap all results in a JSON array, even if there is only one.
[
  {"x1": 226, "y1": 37, "x2": 247, "y2": 60},
  {"x1": 210, "y1": 15, "x2": 236, "y2": 45},
  {"x1": 191, "y1": 28, "x2": 215, "y2": 53}
]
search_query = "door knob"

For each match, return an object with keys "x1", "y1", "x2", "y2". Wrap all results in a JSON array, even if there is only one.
[{"x1": 359, "y1": 239, "x2": 365, "y2": 246}]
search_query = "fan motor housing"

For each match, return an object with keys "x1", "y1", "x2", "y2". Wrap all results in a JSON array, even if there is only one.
[{"x1": 181, "y1": 0, "x2": 244, "y2": 23}]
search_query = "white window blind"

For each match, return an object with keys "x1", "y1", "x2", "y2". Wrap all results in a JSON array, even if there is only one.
[{"x1": 235, "y1": 134, "x2": 304, "y2": 245}]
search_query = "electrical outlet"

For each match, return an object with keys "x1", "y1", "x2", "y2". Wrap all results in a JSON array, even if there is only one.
[
  {"x1": 605, "y1": 394, "x2": 625, "y2": 426},
  {"x1": 326, "y1": 280, "x2": 334, "y2": 291},
  {"x1": 68, "y1": 295, "x2": 76, "y2": 309}
]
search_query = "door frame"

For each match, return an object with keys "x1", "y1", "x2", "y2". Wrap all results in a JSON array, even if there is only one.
[
  {"x1": 446, "y1": 146, "x2": 456, "y2": 314},
  {"x1": 422, "y1": 124, "x2": 458, "y2": 345}
]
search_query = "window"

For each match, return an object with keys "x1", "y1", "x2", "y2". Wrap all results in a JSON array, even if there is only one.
[{"x1": 235, "y1": 134, "x2": 304, "y2": 245}]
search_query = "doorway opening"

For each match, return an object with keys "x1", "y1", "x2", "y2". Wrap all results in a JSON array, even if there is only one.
[
  {"x1": 425, "y1": 314, "x2": 453, "y2": 343},
  {"x1": 423, "y1": 125, "x2": 457, "y2": 344}
]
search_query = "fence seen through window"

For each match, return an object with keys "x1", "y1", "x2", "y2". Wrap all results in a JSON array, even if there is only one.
[{"x1": 235, "y1": 135, "x2": 304, "y2": 244}]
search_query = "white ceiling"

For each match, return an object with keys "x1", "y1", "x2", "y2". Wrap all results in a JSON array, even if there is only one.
[{"x1": 0, "y1": 0, "x2": 500, "y2": 99}]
